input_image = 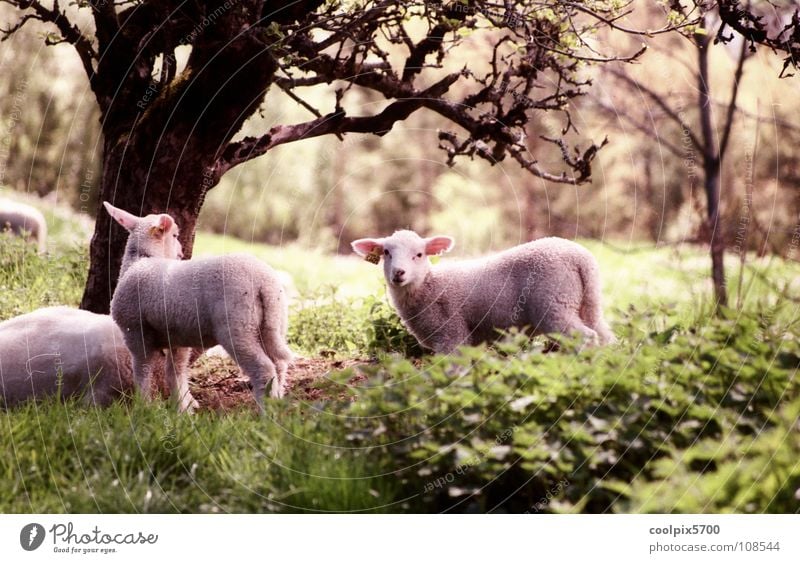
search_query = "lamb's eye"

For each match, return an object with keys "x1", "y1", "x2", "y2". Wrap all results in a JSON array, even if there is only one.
[
  {"x1": 416, "y1": 253, "x2": 422, "y2": 258},
  {"x1": 384, "y1": 249, "x2": 390, "y2": 256}
]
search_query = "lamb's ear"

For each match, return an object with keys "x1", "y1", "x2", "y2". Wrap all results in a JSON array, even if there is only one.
[
  {"x1": 158, "y1": 214, "x2": 174, "y2": 232},
  {"x1": 424, "y1": 236, "x2": 454, "y2": 256},
  {"x1": 351, "y1": 238, "x2": 384, "y2": 264},
  {"x1": 103, "y1": 201, "x2": 140, "y2": 232},
  {"x1": 149, "y1": 214, "x2": 175, "y2": 239}
]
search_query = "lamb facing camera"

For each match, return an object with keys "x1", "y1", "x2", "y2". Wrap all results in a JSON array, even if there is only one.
[
  {"x1": 352, "y1": 230, "x2": 615, "y2": 354},
  {"x1": 105, "y1": 202, "x2": 293, "y2": 412}
]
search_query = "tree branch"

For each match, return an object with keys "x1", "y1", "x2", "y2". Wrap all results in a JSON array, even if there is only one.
[
  {"x1": 696, "y1": 27, "x2": 716, "y2": 164},
  {"x1": 563, "y1": 0, "x2": 702, "y2": 36},
  {"x1": 216, "y1": 71, "x2": 463, "y2": 176},
  {"x1": 606, "y1": 66, "x2": 703, "y2": 152},
  {"x1": 591, "y1": 97, "x2": 686, "y2": 158},
  {"x1": 1, "y1": 0, "x2": 97, "y2": 85},
  {"x1": 718, "y1": 35, "x2": 748, "y2": 160},
  {"x1": 716, "y1": 0, "x2": 800, "y2": 76}
]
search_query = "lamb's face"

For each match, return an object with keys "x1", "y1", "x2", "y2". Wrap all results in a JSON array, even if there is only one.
[
  {"x1": 351, "y1": 230, "x2": 454, "y2": 289},
  {"x1": 381, "y1": 233, "x2": 430, "y2": 287}
]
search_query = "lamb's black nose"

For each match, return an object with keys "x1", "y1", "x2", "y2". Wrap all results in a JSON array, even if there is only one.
[{"x1": 393, "y1": 269, "x2": 405, "y2": 282}]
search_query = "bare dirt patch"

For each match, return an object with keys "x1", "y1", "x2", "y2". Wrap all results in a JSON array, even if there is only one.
[{"x1": 189, "y1": 354, "x2": 373, "y2": 412}]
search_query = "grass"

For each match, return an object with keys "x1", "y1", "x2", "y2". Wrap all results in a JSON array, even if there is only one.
[
  {"x1": 1, "y1": 396, "x2": 398, "y2": 513},
  {"x1": 194, "y1": 232, "x2": 382, "y2": 299},
  {"x1": 0, "y1": 218, "x2": 798, "y2": 513}
]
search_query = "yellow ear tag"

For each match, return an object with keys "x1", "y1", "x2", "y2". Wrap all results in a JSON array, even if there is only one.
[
  {"x1": 148, "y1": 225, "x2": 164, "y2": 238},
  {"x1": 365, "y1": 249, "x2": 381, "y2": 264}
]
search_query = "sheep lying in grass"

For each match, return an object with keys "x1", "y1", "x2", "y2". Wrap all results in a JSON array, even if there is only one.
[
  {"x1": 0, "y1": 307, "x2": 134, "y2": 407},
  {"x1": 352, "y1": 230, "x2": 615, "y2": 354},
  {"x1": 0, "y1": 198, "x2": 47, "y2": 253},
  {"x1": 105, "y1": 202, "x2": 293, "y2": 412}
]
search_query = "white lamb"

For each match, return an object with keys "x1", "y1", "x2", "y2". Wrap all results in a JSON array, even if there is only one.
[
  {"x1": 0, "y1": 198, "x2": 47, "y2": 253},
  {"x1": 105, "y1": 202, "x2": 293, "y2": 412},
  {"x1": 352, "y1": 230, "x2": 615, "y2": 354},
  {"x1": 0, "y1": 307, "x2": 133, "y2": 407}
]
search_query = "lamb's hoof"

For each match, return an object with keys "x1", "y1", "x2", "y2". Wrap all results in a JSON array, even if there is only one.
[
  {"x1": 269, "y1": 384, "x2": 285, "y2": 399},
  {"x1": 178, "y1": 396, "x2": 200, "y2": 414}
]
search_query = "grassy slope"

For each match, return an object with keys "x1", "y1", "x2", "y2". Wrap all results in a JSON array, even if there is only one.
[{"x1": 1, "y1": 225, "x2": 798, "y2": 513}]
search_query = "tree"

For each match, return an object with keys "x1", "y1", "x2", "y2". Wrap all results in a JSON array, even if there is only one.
[
  {"x1": 594, "y1": 6, "x2": 750, "y2": 307},
  {"x1": 0, "y1": 0, "x2": 691, "y2": 312}
]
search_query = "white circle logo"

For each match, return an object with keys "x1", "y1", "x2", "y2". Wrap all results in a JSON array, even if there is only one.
[{"x1": 20, "y1": 523, "x2": 45, "y2": 551}]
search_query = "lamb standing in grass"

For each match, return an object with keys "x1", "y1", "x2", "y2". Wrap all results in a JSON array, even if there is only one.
[
  {"x1": 105, "y1": 202, "x2": 293, "y2": 412},
  {"x1": 0, "y1": 307, "x2": 134, "y2": 407},
  {"x1": 352, "y1": 230, "x2": 615, "y2": 354},
  {"x1": 0, "y1": 198, "x2": 47, "y2": 253}
]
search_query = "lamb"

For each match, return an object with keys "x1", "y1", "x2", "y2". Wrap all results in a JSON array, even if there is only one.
[
  {"x1": 0, "y1": 307, "x2": 134, "y2": 407},
  {"x1": 351, "y1": 230, "x2": 615, "y2": 354},
  {"x1": 0, "y1": 198, "x2": 47, "y2": 253},
  {"x1": 104, "y1": 202, "x2": 294, "y2": 412}
]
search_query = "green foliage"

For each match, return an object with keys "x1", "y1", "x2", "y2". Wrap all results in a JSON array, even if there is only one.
[
  {"x1": 330, "y1": 307, "x2": 800, "y2": 512},
  {"x1": 288, "y1": 289, "x2": 374, "y2": 357},
  {"x1": 0, "y1": 397, "x2": 396, "y2": 513},
  {"x1": 5, "y1": 304, "x2": 795, "y2": 513},
  {"x1": 364, "y1": 295, "x2": 423, "y2": 357},
  {"x1": 288, "y1": 290, "x2": 419, "y2": 357},
  {"x1": 0, "y1": 234, "x2": 86, "y2": 319},
  {"x1": 623, "y1": 400, "x2": 800, "y2": 513}
]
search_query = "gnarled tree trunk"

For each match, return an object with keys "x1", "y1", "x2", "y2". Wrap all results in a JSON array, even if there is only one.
[
  {"x1": 80, "y1": 4, "x2": 281, "y2": 313},
  {"x1": 79, "y1": 135, "x2": 212, "y2": 313}
]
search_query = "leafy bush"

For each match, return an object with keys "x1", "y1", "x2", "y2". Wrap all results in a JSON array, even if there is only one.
[
  {"x1": 622, "y1": 400, "x2": 800, "y2": 513},
  {"x1": 364, "y1": 295, "x2": 423, "y2": 357},
  {"x1": 288, "y1": 290, "x2": 419, "y2": 357},
  {"x1": 288, "y1": 288, "x2": 373, "y2": 356},
  {"x1": 320, "y1": 306, "x2": 800, "y2": 512}
]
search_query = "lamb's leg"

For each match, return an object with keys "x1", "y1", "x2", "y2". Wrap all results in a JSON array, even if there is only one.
[
  {"x1": 166, "y1": 347, "x2": 196, "y2": 413},
  {"x1": 593, "y1": 321, "x2": 617, "y2": 345},
  {"x1": 538, "y1": 314, "x2": 599, "y2": 350},
  {"x1": 80, "y1": 369, "x2": 113, "y2": 408},
  {"x1": 125, "y1": 334, "x2": 159, "y2": 400},
  {"x1": 220, "y1": 341, "x2": 279, "y2": 412},
  {"x1": 561, "y1": 317, "x2": 599, "y2": 349},
  {"x1": 261, "y1": 327, "x2": 294, "y2": 397}
]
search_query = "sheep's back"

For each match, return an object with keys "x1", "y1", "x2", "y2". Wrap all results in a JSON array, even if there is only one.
[
  {"x1": 0, "y1": 206, "x2": 45, "y2": 242},
  {"x1": 113, "y1": 254, "x2": 283, "y2": 348},
  {"x1": 0, "y1": 307, "x2": 132, "y2": 406},
  {"x1": 433, "y1": 237, "x2": 593, "y2": 334}
]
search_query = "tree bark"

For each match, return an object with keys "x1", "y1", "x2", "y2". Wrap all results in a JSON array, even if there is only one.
[
  {"x1": 697, "y1": 22, "x2": 728, "y2": 308},
  {"x1": 705, "y1": 163, "x2": 727, "y2": 307},
  {"x1": 80, "y1": 132, "x2": 212, "y2": 313}
]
